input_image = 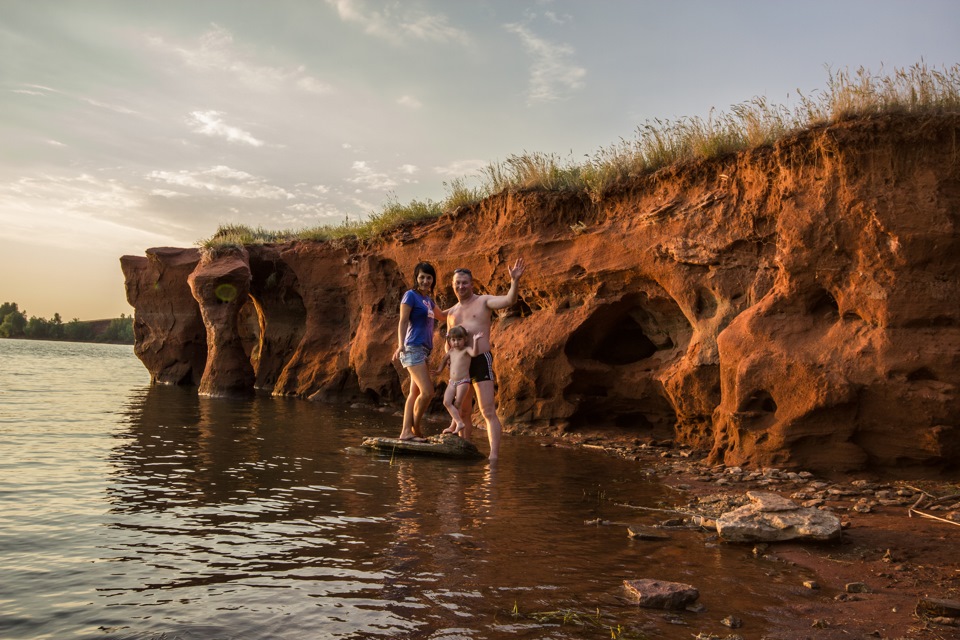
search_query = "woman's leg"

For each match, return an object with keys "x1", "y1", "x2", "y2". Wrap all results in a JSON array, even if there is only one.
[
  {"x1": 399, "y1": 381, "x2": 421, "y2": 440},
  {"x1": 407, "y1": 361, "x2": 434, "y2": 438}
]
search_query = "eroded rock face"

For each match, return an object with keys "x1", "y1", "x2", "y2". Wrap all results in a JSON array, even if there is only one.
[
  {"x1": 121, "y1": 114, "x2": 960, "y2": 476},
  {"x1": 120, "y1": 248, "x2": 206, "y2": 385}
]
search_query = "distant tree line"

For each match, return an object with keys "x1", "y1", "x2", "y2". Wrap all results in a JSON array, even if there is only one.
[{"x1": 0, "y1": 302, "x2": 134, "y2": 344}]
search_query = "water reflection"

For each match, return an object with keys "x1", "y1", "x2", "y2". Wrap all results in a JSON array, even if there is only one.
[{"x1": 2, "y1": 358, "x2": 823, "y2": 639}]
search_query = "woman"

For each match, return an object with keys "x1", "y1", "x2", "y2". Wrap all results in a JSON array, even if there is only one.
[{"x1": 394, "y1": 262, "x2": 445, "y2": 441}]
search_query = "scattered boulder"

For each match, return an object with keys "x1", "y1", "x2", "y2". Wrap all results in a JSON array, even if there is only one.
[
  {"x1": 623, "y1": 579, "x2": 699, "y2": 609},
  {"x1": 716, "y1": 491, "x2": 842, "y2": 542}
]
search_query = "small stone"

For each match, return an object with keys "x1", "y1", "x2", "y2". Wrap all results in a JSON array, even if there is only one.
[
  {"x1": 846, "y1": 581, "x2": 871, "y2": 593},
  {"x1": 624, "y1": 579, "x2": 700, "y2": 609},
  {"x1": 853, "y1": 503, "x2": 872, "y2": 513},
  {"x1": 721, "y1": 615, "x2": 743, "y2": 629},
  {"x1": 803, "y1": 580, "x2": 820, "y2": 590}
]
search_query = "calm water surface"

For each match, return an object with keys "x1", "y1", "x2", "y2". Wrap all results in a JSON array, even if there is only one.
[{"x1": 0, "y1": 340, "x2": 815, "y2": 639}]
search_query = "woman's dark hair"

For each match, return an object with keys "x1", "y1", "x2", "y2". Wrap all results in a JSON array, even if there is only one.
[{"x1": 413, "y1": 262, "x2": 437, "y2": 293}]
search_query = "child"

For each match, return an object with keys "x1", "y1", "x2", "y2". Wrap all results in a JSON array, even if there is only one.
[{"x1": 434, "y1": 326, "x2": 483, "y2": 435}]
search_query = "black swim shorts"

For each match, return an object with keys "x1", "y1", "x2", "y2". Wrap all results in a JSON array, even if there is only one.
[{"x1": 469, "y1": 351, "x2": 495, "y2": 383}]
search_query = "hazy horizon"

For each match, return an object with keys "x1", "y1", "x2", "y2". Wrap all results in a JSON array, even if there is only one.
[{"x1": 2, "y1": 0, "x2": 959, "y2": 320}]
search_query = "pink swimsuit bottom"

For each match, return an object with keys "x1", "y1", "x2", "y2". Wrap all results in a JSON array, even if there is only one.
[{"x1": 451, "y1": 377, "x2": 470, "y2": 388}]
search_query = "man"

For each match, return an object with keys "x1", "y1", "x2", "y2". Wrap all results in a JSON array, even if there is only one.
[{"x1": 444, "y1": 258, "x2": 525, "y2": 460}]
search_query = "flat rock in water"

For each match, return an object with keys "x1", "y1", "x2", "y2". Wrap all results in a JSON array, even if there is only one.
[
  {"x1": 361, "y1": 434, "x2": 485, "y2": 459},
  {"x1": 716, "y1": 491, "x2": 841, "y2": 542},
  {"x1": 623, "y1": 579, "x2": 699, "y2": 609}
]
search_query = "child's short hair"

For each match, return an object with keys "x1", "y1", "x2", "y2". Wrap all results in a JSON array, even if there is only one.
[{"x1": 447, "y1": 325, "x2": 468, "y2": 341}]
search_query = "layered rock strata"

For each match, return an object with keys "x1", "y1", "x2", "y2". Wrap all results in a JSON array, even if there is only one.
[{"x1": 120, "y1": 114, "x2": 960, "y2": 475}]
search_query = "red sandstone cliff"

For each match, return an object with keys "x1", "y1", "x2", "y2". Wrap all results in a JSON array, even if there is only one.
[{"x1": 120, "y1": 113, "x2": 960, "y2": 476}]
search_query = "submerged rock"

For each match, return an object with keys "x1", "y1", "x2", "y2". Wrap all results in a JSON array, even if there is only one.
[
  {"x1": 623, "y1": 579, "x2": 699, "y2": 609},
  {"x1": 626, "y1": 525, "x2": 671, "y2": 540},
  {"x1": 716, "y1": 491, "x2": 841, "y2": 542}
]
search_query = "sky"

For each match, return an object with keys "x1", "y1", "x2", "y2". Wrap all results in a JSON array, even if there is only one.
[{"x1": 2, "y1": 0, "x2": 958, "y2": 320}]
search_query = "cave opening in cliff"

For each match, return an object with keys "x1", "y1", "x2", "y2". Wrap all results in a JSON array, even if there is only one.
[
  {"x1": 246, "y1": 260, "x2": 308, "y2": 392},
  {"x1": 809, "y1": 287, "x2": 839, "y2": 321},
  {"x1": 561, "y1": 292, "x2": 689, "y2": 437},
  {"x1": 741, "y1": 389, "x2": 777, "y2": 414}
]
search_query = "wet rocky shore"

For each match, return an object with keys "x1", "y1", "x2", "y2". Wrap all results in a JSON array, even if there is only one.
[{"x1": 543, "y1": 431, "x2": 960, "y2": 639}]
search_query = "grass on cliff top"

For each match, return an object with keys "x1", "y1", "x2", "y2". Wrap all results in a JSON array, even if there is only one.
[{"x1": 202, "y1": 62, "x2": 960, "y2": 250}]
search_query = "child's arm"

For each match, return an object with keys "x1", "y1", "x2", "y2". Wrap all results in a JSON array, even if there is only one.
[
  {"x1": 467, "y1": 331, "x2": 484, "y2": 357},
  {"x1": 433, "y1": 352, "x2": 450, "y2": 376}
]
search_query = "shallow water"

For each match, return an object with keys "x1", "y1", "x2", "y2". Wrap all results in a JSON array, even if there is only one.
[{"x1": 0, "y1": 339, "x2": 817, "y2": 639}]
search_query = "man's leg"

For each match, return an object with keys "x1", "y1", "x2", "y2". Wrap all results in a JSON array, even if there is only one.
[
  {"x1": 473, "y1": 380, "x2": 501, "y2": 460},
  {"x1": 457, "y1": 385, "x2": 475, "y2": 441}
]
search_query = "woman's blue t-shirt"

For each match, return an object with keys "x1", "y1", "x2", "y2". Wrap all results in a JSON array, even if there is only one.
[{"x1": 402, "y1": 289, "x2": 436, "y2": 350}]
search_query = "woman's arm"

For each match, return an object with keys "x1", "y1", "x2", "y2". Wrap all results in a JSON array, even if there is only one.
[
  {"x1": 393, "y1": 302, "x2": 412, "y2": 361},
  {"x1": 432, "y1": 301, "x2": 447, "y2": 324}
]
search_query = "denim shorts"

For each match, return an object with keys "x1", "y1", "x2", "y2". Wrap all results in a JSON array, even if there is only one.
[{"x1": 399, "y1": 344, "x2": 431, "y2": 368}]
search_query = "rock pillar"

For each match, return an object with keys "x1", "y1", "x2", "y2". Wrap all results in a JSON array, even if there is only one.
[{"x1": 187, "y1": 250, "x2": 255, "y2": 396}]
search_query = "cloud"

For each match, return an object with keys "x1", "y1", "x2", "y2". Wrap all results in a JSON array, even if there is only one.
[
  {"x1": 12, "y1": 84, "x2": 140, "y2": 115},
  {"x1": 0, "y1": 174, "x2": 184, "y2": 251},
  {"x1": 346, "y1": 160, "x2": 398, "y2": 190},
  {"x1": 504, "y1": 23, "x2": 586, "y2": 104},
  {"x1": 432, "y1": 159, "x2": 489, "y2": 177},
  {"x1": 150, "y1": 25, "x2": 333, "y2": 94},
  {"x1": 187, "y1": 110, "x2": 264, "y2": 146},
  {"x1": 397, "y1": 94, "x2": 422, "y2": 109},
  {"x1": 326, "y1": 0, "x2": 468, "y2": 45},
  {"x1": 147, "y1": 165, "x2": 292, "y2": 199},
  {"x1": 297, "y1": 74, "x2": 334, "y2": 94}
]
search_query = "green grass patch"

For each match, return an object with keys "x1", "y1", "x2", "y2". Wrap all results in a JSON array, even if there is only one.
[{"x1": 201, "y1": 62, "x2": 960, "y2": 250}]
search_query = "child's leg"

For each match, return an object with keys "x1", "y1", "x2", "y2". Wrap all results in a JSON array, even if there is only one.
[
  {"x1": 449, "y1": 384, "x2": 471, "y2": 434},
  {"x1": 441, "y1": 383, "x2": 465, "y2": 433}
]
